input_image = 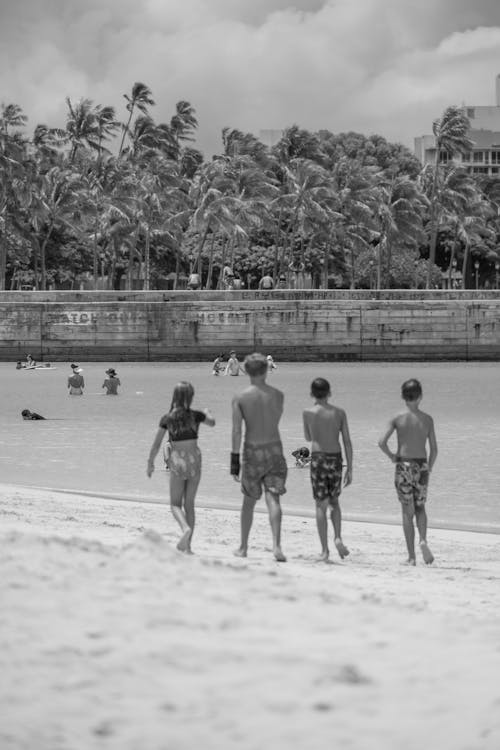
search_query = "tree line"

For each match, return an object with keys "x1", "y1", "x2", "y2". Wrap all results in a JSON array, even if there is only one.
[{"x1": 0, "y1": 82, "x2": 499, "y2": 292}]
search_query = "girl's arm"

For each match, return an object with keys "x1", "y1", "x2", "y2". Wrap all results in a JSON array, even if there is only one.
[{"x1": 203, "y1": 408, "x2": 216, "y2": 427}]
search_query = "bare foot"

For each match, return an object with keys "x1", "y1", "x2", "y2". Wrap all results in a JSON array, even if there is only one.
[
  {"x1": 419, "y1": 540, "x2": 434, "y2": 565},
  {"x1": 177, "y1": 529, "x2": 191, "y2": 552},
  {"x1": 273, "y1": 548, "x2": 287, "y2": 563},
  {"x1": 317, "y1": 550, "x2": 330, "y2": 562},
  {"x1": 233, "y1": 548, "x2": 247, "y2": 558},
  {"x1": 402, "y1": 557, "x2": 416, "y2": 566},
  {"x1": 334, "y1": 538, "x2": 350, "y2": 559}
]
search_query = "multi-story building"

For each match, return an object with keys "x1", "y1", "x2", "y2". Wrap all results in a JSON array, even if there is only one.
[{"x1": 414, "y1": 75, "x2": 500, "y2": 176}]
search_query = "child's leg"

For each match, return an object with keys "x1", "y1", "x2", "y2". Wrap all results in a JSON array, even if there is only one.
[
  {"x1": 330, "y1": 495, "x2": 349, "y2": 559},
  {"x1": 415, "y1": 505, "x2": 434, "y2": 564},
  {"x1": 315, "y1": 500, "x2": 329, "y2": 559},
  {"x1": 264, "y1": 491, "x2": 286, "y2": 562},
  {"x1": 182, "y1": 475, "x2": 201, "y2": 552},
  {"x1": 169, "y1": 474, "x2": 191, "y2": 551},
  {"x1": 235, "y1": 494, "x2": 257, "y2": 557},
  {"x1": 401, "y1": 505, "x2": 416, "y2": 563}
]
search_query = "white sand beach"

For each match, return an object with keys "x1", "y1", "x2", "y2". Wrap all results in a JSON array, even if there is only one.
[{"x1": 1, "y1": 482, "x2": 499, "y2": 750}]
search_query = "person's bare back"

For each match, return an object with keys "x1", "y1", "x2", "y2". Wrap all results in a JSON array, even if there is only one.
[
  {"x1": 235, "y1": 383, "x2": 283, "y2": 445},
  {"x1": 303, "y1": 402, "x2": 346, "y2": 453},
  {"x1": 392, "y1": 409, "x2": 434, "y2": 459}
]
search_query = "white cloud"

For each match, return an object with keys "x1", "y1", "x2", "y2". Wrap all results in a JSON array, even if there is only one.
[{"x1": 0, "y1": 0, "x2": 499, "y2": 154}]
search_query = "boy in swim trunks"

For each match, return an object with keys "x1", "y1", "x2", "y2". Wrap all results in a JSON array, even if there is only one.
[
  {"x1": 378, "y1": 378, "x2": 438, "y2": 566},
  {"x1": 230, "y1": 352, "x2": 287, "y2": 562},
  {"x1": 303, "y1": 378, "x2": 353, "y2": 562}
]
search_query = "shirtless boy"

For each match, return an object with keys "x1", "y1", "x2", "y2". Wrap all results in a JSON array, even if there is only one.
[
  {"x1": 224, "y1": 351, "x2": 245, "y2": 377},
  {"x1": 378, "y1": 378, "x2": 438, "y2": 565},
  {"x1": 303, "y1": 378, "x2": 353, "y2": 562},
  {"x1": 230, "y1": 352, "x2": 287, "y2": 562}
]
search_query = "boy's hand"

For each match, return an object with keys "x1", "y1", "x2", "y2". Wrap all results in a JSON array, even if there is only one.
[
  {"x1": 343, "y1": 467, "x2": 352, "y2": 487},
  {"x1": 147, "y1": 460, "x2": 154, "y2": 478}
]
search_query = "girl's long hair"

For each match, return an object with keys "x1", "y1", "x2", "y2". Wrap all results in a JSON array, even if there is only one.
[{"x1": 168, "y1": 381, "x2": 196, "y2": 434}]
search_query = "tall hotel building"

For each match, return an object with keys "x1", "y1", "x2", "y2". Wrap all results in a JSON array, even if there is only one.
[{"x1": 414, "y1": 75, "x2": 500, "y2": 176}]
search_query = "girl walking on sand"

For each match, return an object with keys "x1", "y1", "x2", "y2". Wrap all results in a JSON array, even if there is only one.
[{"x1": 147, "y1": 382, "x2": 215, "y2": 553}]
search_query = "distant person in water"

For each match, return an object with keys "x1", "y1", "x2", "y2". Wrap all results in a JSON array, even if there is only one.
[
  {"x1": 212, "y1": 354, "x2": 225, "y2": 376},
  {"x1": 266, "y1": 354, "x2": 277, "y2": 372},
  {"x1": 303, "y1": 377, "x2": 353, "y2": 562},
  {"x1": 378, "y1": 378, "x2": 438, "y2": 566},
  {"x1": 67, "y1": 365, "x2": 85, "y2": 395},
  {"x1": 231, "y1": 352, "x2": 287, "y2": 562},
  {"x1": 147, "y1": 381, "x2": 215, "y2": 553},
  {"x1": 25, "y1": 354, "x2": 36, "y2": 367},
  {"x1": 102, "y1": 368, "x2": 121, "y2": 395},
  {"x1": 224, "y1": 351, "x2": 245, "y2": 376},
  {"x1": 21, "y1": 409, "x2": 45, "y2": 420},
  {"x1": 291, "y1": 446, "x2": 311, "y2": 467}
]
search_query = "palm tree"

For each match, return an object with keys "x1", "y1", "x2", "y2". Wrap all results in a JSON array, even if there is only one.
[
  {"x1": 0, "y1": 104, "x2": 28, "y2": 289},
  {"x1": 65, "y1": 98, "x2": 100, "y2": 163},
  {"x1": 118, "y1": 82, "x2": 155, "y2": 158},
  {"x1": 328, "y1": 158, "x2": 378, "y2": 288},
  {"x1": 170, "y1": 101, "x2": 198, "y2": 151},
  {"x1": 374, "y1": 175, "x2": 427, "y2": 287},
  {"x1": 94, "y1": 106, "x2": 120, "y2": 167},
  {"x1": 426, "y1": 106, "x2": 474, "y2": 287}
]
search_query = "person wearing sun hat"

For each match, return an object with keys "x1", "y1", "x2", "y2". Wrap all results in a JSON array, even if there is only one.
[
  {"x1": 102, "y1": 367, "x2": 121, "y2": 395},
  {"x1": 67, "y1": 364, "x2": 85, "y2": 395}
]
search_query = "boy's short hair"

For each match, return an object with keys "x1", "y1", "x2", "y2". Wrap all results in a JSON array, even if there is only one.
[
  {"x1": 401, "y1": 378, "x2": 422, "y2": 401},
  {"x1": 244, "y1": 352, "x2": 268, "y2": 376},
  {"x1": 311, "y1": 377, "x2": 331, "y2": 399}
]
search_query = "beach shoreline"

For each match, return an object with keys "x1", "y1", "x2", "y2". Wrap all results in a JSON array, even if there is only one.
[{"x1": 1, "y1": 482, "x2": 500, "y2": 750}]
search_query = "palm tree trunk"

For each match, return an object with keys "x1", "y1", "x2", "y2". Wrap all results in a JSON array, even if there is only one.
[
  {"x1": 217, "y1": 235, "x2": 228, "y2": 289},
  {"x1": 174, "y1": 242, "x2": 181, "y2": 290},
  {"x1": 0, "y1": 231, "x2": 6, "y2": 291},
  {"x1": 426, "y1": 150, "x2": 440, "y2": 289},
  {"x1": 461, "y1": 241, "x2": 470, "y2": 289},
  {"x1": 32, "y1": 236, "x2": 40, "y2": 290},
  {"x1": 273, "y1": 206, "x2": 283, "y2": 281},
  {"x1": 93, "y1": 214, "x2": 99, "y2": 290},
  {"x1": 127, "y1": 224, "x2": 141, "y2": 290},
  {"x1": 118, "y1": 109, "x2": 134, "y2": 158},
  {"x1": 376, "y1": 240, "x2": 382, "y2": 290},
  {"x1": 194, "y1": 223, "x2": 210, "y2": 275},
  {"x1": 39, "y1": 222, "x2": 54, "y2": 291},
  {"x1": 205, "y1": 231, "x2": 216, "y2": 289},
  {"x1": 144, "y1": 225, "x2": 150, "y2": 291}
]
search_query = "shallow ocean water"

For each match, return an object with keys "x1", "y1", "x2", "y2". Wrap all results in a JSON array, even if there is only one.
[{"x1": 1, "y1": 361, "x2": 499, "y2": 532}]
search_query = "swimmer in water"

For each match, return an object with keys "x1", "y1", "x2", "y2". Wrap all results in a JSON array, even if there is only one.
[
  {"x1": 224, "y1": 351, "x2": 245, "y2": 376},
  {"x1": 21, "y1": 409, "x2": 45, "y2": 420}
]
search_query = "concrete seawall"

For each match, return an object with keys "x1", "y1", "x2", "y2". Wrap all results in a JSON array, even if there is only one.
[{"x1": 1, "y1": 290, "x2": 500, "y2": 361}]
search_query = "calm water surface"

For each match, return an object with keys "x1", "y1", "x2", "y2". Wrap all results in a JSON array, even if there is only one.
[{"x1": 1, "y1": 361, "x2": 499, "y2": 532}]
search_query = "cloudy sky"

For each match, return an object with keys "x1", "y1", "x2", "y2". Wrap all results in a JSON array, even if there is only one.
[{"x1": 1, "y1": 0, "x2": 500, "y2": 155}]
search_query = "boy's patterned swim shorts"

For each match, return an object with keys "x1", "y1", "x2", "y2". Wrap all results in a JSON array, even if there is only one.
[
  {"x1": 394, "y1": 458, "x2": 429, "y2": 508},
  {"x1": 241, "y1": 441, "x2": 287, "y2": 500},
  {"x1": 310, "y1": 451, "x2": 343, "y2": 505}
]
